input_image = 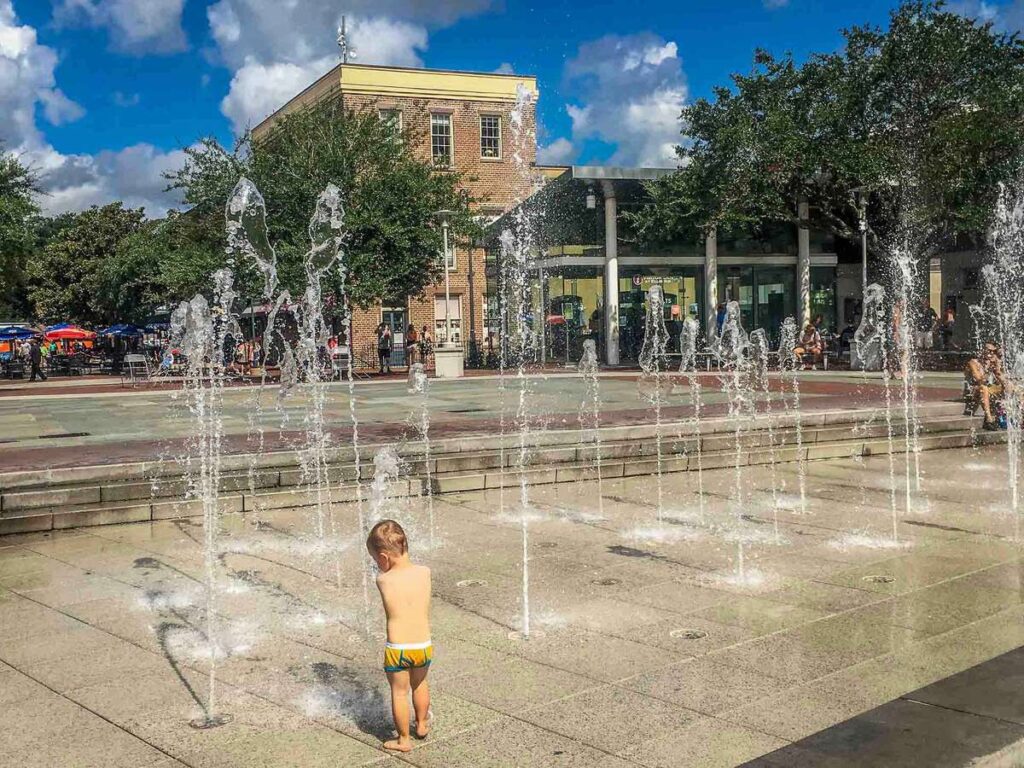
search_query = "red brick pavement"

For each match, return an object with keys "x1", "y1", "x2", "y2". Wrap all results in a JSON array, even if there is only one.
[{"x1": 0, "y1": 376, "x2": 961, "y2": 473}]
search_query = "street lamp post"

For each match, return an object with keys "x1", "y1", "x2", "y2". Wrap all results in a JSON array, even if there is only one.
[
  {"x1": 433, "y1": 210, "x2": 464, "y2": 378},
  {"x1": 439, "y1": 214, "x2": 454, "y2": 348}
]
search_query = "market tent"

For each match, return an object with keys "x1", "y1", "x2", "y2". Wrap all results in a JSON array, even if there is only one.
[{"x1": 44, "y1": 326, "x2": 96, "y2": 341}]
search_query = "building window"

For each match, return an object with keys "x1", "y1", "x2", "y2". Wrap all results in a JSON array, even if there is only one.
[
  {"x1": 480, "y1": 114, "x2": 501, "y2": 159},
  {"x1": 431, "y1": 113, "x2": 453, "y2": 168},
  {"x1": 434, "y1": 294, "x2": 462, "y2": 345},
  {"x1": 378, "y1": 108, "x2": 402, "y2": 136}
]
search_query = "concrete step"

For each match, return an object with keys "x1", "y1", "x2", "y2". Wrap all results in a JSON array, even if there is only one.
[
  {"x1": 0, "y1": 419, "x2": 1004, "y2": 535},
  {"x1": 0, "y1": 411, "x2": 975, "y2": 512}
]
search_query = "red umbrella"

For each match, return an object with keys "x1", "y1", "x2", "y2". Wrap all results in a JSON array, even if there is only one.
[{"x1": 44, "y1": 326, "x2": 96, "y2": 341}]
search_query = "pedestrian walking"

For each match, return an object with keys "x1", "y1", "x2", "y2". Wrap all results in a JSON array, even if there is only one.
[{"x1": 28, "y1": 337, "x2": 47, "y2": 382}]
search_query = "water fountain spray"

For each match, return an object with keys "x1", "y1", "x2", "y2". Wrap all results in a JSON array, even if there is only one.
[
  {"x1": 504, "y1": 83, "x2": 544, "y2": 639},
  {"x1": 888, "y1": 237, "x2": 923, "y2": 509},
  {"x1": 638, "y1": 284, "x2": 670, "y2": 522},
  {"x1": 750, "y1": 329, "x2": 781, "y2": 543},
  {"x1": 171, "y1": 269, "x2": 239, "y2": 729},
  {"x1": 778, "y1": 318, "x2": 808, "y2": 514},
  {"x1": 854, "y1": 284, "x2": 901, "y2": 542},
  {"x1": 226, "y1": 178, "x2": 289, "y2": 517},
  {"x1": 578, "y1": 338, "x2": 604, "y2": 518},
  {"x1": 986, "y1": 182, "x2": 1024, "y2": 536},
  {"x1": 719, "y1": 301, "x2": 755, "y2": 575},
  {"x1": 679, "y1": 317, "x2": 705, "y2": 521},
  {"x1": 408, "y1": 363, "x2": 436, "y2": 547}
]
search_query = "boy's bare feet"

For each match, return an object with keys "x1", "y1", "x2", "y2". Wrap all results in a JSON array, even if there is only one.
[
  {"x1": 383, "y1": 738, "x2": 413, "y2": 752},
  {"x1": 414, "y1": 719, "x2": 431, "y2": 739}
]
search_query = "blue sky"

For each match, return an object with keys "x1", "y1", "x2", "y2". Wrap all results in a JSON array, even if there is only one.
[{"x1": 1, "y1": 0, "x2": 1016, "y2": 215}]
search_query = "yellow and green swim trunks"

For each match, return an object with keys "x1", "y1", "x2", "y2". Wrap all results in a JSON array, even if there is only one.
[{"x1": 383, "y1": 640, "x2": 433, "y2": 673}]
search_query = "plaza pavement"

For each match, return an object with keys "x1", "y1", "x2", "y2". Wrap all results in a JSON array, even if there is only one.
[
  {"x1": 0, "y1": 370, "x2": 965, "y2": 473},
  {"x1": 0, "y1": 443, "x2": 1022, "y2": 767}
]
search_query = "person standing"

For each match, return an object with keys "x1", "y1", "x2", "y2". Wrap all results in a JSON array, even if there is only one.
[
  {"x1": 377, "y1": 322, "x2": 393, "y2": 374},
  {"x1": 940, "y1": 306, "x2": 956, "y2": 351},
  {"x1": 28, "y1": 337, "x2": 47, "y2": 382},
  {"x1": 420, "y1": 325, "x2": 433, "y2": 362},
  {"x1": 405, "y1": 324, "x2": 419, "y2": 366}
]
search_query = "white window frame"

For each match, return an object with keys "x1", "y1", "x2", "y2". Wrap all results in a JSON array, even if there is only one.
[
  {"x1": 430, "y1": 112, "x2": 454, "y2": 169},
  {"x1": 480, "y1": 114, "x2": 502, "y2": 160},
  {"x1": 378, "y1": 108, "x2": 403, "y2": 135}
]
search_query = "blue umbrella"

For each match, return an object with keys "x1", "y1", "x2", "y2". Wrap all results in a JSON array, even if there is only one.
[{"x1": 0, "y1": 326, "x2": 36, "y2": 341}]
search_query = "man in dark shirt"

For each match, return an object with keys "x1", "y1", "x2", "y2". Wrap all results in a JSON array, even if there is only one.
[{"x1": 28, "y1": 338, "x2": 47, "y2": 382}]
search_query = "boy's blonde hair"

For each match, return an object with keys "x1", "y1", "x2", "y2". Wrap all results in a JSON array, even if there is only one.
[{"x1": 367, "y1": 519, "x2": 408, "y2": 556}]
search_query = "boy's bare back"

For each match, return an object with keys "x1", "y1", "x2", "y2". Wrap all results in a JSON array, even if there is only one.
[{"x1": 376, "y1": 563, "x2": 431, "y2": 644}]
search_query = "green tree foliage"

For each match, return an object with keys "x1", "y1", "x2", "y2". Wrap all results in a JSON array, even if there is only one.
[
  {"x1": 28, "y1": 203, "x2": 145, "y2": 325},
  {"x1": 167, "y1": 103, "x2": 479, "y2": 308},
  {"x1": 0, "y1": 150, "x2": 40, "y2": 319},
  {"x1": 634, "y1": 1, "x2": 1024, "y2": 252}
]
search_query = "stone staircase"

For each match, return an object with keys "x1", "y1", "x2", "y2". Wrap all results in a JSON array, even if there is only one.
[{"x1": 0, "y1": 403, "x2": 1002, "y2": 534}]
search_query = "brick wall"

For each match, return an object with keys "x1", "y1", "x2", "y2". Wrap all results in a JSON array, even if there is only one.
[{"x1": 342, "y1": 91, "x2": 535, "y2": 368}]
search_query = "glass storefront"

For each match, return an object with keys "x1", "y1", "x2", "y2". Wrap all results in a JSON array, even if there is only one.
[
  {"x1": 810, "y1": 266, "x2": 837, "y2": 334},
  {"x1": 717, "y1": 266, "x2": 795, "y2": 345},
  {"x1": 543, "y1": 266, "x2": 603, "y2": 363},
  {"x1": 618, "y1": 267, "x2": 703, "y2": 362}
]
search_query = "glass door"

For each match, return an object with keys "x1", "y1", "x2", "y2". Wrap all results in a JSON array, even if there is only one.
[{"x1": 382, "y1": 307, "x2": 406, "y2": 365}]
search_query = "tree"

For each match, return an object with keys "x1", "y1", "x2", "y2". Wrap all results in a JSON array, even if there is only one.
[
  {"x1": 28, "y1": 203, "x2": 145, "y2": 325},
  {"x1": 166, "y1": 103, "x2": 479, "y2": 309},
  {"x1": 633, "y1": 1, "x2": 1024, "y2": 254},
  {"x1": 0, "y1": 149, "x2": 40, "y2": 319}
]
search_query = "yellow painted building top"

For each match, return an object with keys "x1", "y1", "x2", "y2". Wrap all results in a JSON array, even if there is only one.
[{"x1": 339, "y1": 63, "x2": 538, "y2": 102}]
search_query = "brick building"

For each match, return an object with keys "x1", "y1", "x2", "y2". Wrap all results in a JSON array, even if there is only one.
[{"x1": 253, "y1": 63, "x2": 560, "y2": 369}]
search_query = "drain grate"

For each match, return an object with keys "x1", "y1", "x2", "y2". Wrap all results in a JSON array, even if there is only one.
[
  {"x1": 669, "y1": 628, "x2": 708, "y2": 640},
  {"x1": 456, "y1": 579, "x2": 487, "y2": 588},
  {"x1": 537, "y1": 542, "x2": 558, "y2": 549},
  {"x1": 592, "y1": 577, "x2": 621, "y2": 586}
]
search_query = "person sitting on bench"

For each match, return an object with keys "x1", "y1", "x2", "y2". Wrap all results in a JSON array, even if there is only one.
[
  {"x1": 793, "y1": 323, "x2": 823, "y2": 369},
  {"x1": 965, "y1": 341, "x2": 1006, "y2": 431}
]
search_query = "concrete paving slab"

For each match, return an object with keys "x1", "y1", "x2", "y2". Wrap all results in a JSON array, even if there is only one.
[
  {"x1": 519, "y1": 684, "x2": 700, "y2": 757},
  {"x1": 622, "y1": 656, "x2": 794, "y2": 716},
  {"x1": 0, "y1": 444, "x2": 1021, "y2": 766}
]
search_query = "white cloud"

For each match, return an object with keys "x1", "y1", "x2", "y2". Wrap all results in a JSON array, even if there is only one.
[
  {"x1": 494, "y1": 62, "x2": 514, "y2": 74},
  {"x1": 220, "y1": 56, "x2": 336, "y2": 134},
  {"x1": 552, "y1": 33, "x2": 687, "y2": 168},
  {"x1": 0, "y1": 2, "x2": 181, "y2": 216},
  {"x1": 763, "y1": 0, "x2": 790, "y2": 9},
  {"x1": 537, "y1": 137, "x2": 575, "y2": 165},
  {"x1": 37, "y1": 143, "x2": 187, "y2": 216},
  {"x1": 54, "y1": 0, "x2": 187, "y2": 55},
  {"x1": 949, "y1": 0, "x2": 1024, "y2": 31},
  {"x1": 39, "y1": 88, "x2": 85, "y2": 124},
  {"x1": 206, "y1": 0, "x2": 488, "y2": 133}
]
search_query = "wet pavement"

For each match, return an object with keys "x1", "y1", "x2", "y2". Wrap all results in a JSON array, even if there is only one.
[
  {"x1": 0, "y1": 443, "x2": 1021, "y2": 767},
  {"x1": 0, "y1": 370, "x2": 964, "y2": 472}
]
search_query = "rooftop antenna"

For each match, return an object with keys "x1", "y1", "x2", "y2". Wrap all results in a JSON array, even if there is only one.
[{"x1": 337, "y1": 16, "x2": 356, "y2": 64}]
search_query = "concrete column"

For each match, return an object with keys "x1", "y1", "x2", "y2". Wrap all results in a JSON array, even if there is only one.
[
  {"x1": 797, "y1": 199, "x2": 811, "y2": 325},
  {"x1": 602, "y1": 181, "x2": 619, "y2": 365},
  {"x1": 704, "y1": 227, "x2": 718, "y2": 339}
]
